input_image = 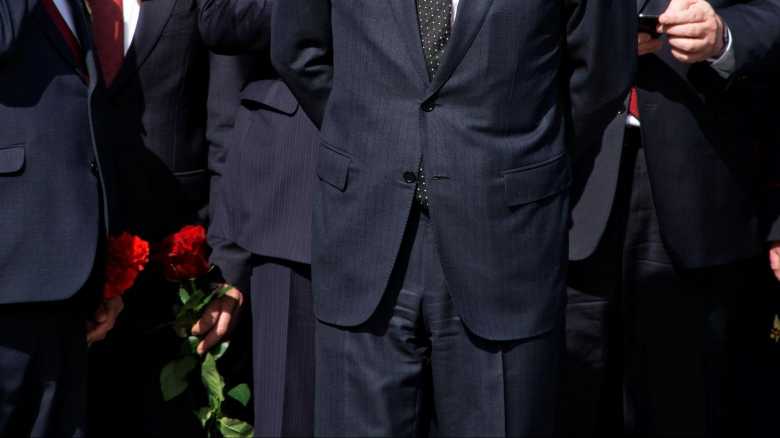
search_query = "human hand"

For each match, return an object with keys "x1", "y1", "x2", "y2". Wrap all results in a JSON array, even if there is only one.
[
  {"x1": 638, "y1": 32, "x2": 663, "y2": 56},
  {"x1": 86, "y1": 296, "x2": 125, "y2": 345},
  {"x1": 658, "y1": 0, "x2": 726, "y2": 63},
  {"x1": 191, "y1": 286, "x2": 244, "y2": 355},
  {"x1": 769, "y1": 242, "x2": 780, "y2": 282}
]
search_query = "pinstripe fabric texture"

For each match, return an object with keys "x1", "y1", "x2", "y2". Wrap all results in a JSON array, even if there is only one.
[
  {"x1": 222, "y1": 77, "x2": 319, "y2": 265},
  {"x1": 274, "y1": 0, "x2": 634, "y2": 341},
  {"x1": 250, "y1": 260, "x2": 314, "y2": 437}
]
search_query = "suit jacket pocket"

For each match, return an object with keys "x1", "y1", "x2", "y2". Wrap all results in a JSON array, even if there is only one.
[
  {"x1": 240, "y1": 80, "x2": 299, "y2": 116},
  {"x1": 0, "y1": 145, "x2": 25, "y2": 174},
  {"x1": 317, "y1": 142, "x2": 350, "y2": 192},
  {"x1": 502, "y1": 153, "x2": 571, "y2": 207}
]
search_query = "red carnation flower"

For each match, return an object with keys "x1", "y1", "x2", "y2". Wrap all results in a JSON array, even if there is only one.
[
  {"x1": 158, "y1": 225, "x2": 211, "y2": 281},
  {"x1": 103, "y1": 233, "x2": 150, "y2": 300}
]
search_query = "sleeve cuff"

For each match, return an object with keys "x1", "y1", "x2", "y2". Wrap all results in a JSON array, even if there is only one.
[
  {"x1": 208, "y1": 237, "x2": 253, "y2": 293},
  {"x1": 709, "y1": 26, "x2": 736, "y2": 78}
]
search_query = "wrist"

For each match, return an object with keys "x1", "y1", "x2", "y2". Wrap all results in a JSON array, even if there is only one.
[{"x1": 715, "y1": 16, "x2": 727, "y2": 57}]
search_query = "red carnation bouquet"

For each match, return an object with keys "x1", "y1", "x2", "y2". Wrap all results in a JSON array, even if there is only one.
[
  {"x1": 158, "y1": 225, "x2": 211, "y2": 282},
  {"x1": 156, "y1": 225, "x2": 253, "y2": 438},
  {"x1": 103, "y1": 232, "x2": 150, "y2": 300}
]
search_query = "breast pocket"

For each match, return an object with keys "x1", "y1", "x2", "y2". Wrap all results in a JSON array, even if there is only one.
[
  {"x1": 0, "y1": 144, "x2": 25, "y2": 174},
  {"x1": 317, "y1": 142, "x2": 351, "y2": 192},
  {"x1": 502, "y1": 153, "x2": 571, "y2": 207}
]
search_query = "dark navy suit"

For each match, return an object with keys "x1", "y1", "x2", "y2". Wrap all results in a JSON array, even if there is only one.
[
  {"x1": 86, "y1": 1, "x2": 217, "y2": 436},
  {"x1": 199, "y1": 2, "x2": 319, "y2": 435},
  {"x1": 273, "y1": 0, "x2": 634, "y2": 435},
  {"x1": 565, "y1": 1, "x2": 780, "y2": 436},
  {"x1": 0, "y1": 0, "x2": 114, "y2": 435}
]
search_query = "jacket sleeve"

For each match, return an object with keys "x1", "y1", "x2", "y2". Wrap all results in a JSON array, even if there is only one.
[
  {"x1": 209, "y1": 229, "x2": 253, "y2": 293},
  {"x1": 197, "y1": 0, "x2": 272, "y2": 55},
  {"x1": 0, "y1": 0, "x2": 37, "y2": 58},
  {"x1": 270, "y1": 0, "x2": 332, "y2": 127},
  {"x1": 563, "y1": 0, "x2": 636, "y2": 157},
  {"x1": 206, "y1": 54, "x2": 255, "y2": 292},
  {"x1": 718, "y1": 0, "x2": 780, "y2": 75}
]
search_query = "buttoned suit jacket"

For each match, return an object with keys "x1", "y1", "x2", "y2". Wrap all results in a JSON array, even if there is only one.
[
  {"x1": 273, "y1": 0, "x2": 635, "y2": 340},
  {"x1": 199, "y1": 0, "x2": 319, "y2": 272},
  {"x1": 0, "y1": 0, "x2": 116, "y2": 304}
]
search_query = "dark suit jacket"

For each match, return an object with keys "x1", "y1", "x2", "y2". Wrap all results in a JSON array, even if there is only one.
[
  {"x1": 200, "y1": 0, "x2": 319, "y2": 282},
  {"x1": 0, "y1": 0, "x2": 115, "y2": 305},
  {"x1": 205, "y1": 54, "x2": 254, "y2": 292},
  {"x1": 109, "y1": 0, "x2": 211, "y2": 240},
  {"x1": 570, "y1": 0, "x2": 780, "y2": 269},
  {"x1": 272, "y1": 0, "x2": 634, "y2": 341}
]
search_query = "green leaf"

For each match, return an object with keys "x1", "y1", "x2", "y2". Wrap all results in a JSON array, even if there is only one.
[
  {"x1": 194, "y1": 290, "x2": 219, "y2": 313},
  {"x1": 215, "y1": 284, "x2": 232, "y2": 298},
  {"x1": 179, "y1": 287, "x2": 191, "y2": 305},
  {"x1": 160, "y1": 356, "x2": 197, "y2": 401},
  {"x1": 217, "y1": 417, "x2": 254, "y2": 438},
  {"x1": 226, "y1": 383, "x2": 251, "y2": 407},
  {"x1": 187, "y1": 336, "x2": 201, "y2": 355},
  {"x1": 201, "y1": 353, "x2": 225, "y2": 411},
  {"x1": 177, "y1": 289, "x2": 207, "y2": 319},
  {"x1": 212, "y1": 341, "x2": 230, "y2": 361},
  {"x1": 193, "y1": 407, "x2": 214, "y2": 428}
]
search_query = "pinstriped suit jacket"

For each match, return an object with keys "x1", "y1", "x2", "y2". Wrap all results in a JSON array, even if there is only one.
[
  {"x1": 200, "y1": 0, "x2": 319, "y2": 280},
  {"x1": 273, "y1": 0, "x2": 635, "y2": 341}
]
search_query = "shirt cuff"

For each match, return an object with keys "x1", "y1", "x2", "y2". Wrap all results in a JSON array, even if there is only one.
[{"x1": 709, "y1": 26, "x2": 735, "y2": 78}]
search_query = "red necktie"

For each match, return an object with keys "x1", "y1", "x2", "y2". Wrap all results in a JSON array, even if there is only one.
[
  {"x1": 41, "y1": 0, "x2": 87, "y2": 77},
  {"x1": 629, "y1": 87, "x2": 640, "y2": 119},
  {"x1": 88, "y1": 0, "x2": 124, "y2": 85}
]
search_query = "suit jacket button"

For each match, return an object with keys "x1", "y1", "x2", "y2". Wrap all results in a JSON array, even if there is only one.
[
  {"x1": 403, "y1": 171, "x2": 417, "y2": 183},
  {"x1": 89, "y1": 160, "x2": 98, "y2": 175},
  {"x1": 421, "y1": 102, "x2": 435, "y2": 112}
]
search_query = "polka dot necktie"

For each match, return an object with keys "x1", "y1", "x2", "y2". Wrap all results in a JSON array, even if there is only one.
[
  {"x1": 417, "y1": 0, "x2": 452, "y2": 79},
  {"x1": 415, "y1": 0, "x2": 452, "y2": 207}
]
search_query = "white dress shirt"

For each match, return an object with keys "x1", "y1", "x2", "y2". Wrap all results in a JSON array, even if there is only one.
[
  {"x1": 452, "y1": 0, "x2": 460, "y2": 23},
  {"x1": 52, "y1": 0, "x2": 78, "y2": 39},
  {"x1": 53, "y1": 0, "x2": 139, "y2": 55},
  {"x1": 709, "y1": 27, "x2": 735, "y2": 78},
  {"x1": 123, "y1": 0, "x2": 141, "y2": 54}
]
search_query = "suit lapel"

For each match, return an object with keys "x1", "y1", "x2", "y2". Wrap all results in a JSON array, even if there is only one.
[
  {"x1": 68, "y1": 0, "x2": 99, "y2": 90},
  {"x1": 38, "y1": 3, "x2": 84, "y2": 77},
  {"x1": 425, "y1": 0, "x2": 494, "y2": 99},
  {"x1": 110, "y1": 0, "x2": 178, "y2": 93},
  {"x1": 637, "y1": 0, "x2": 651, "y2": 13},
  {"x1": 387, "y1": 0, "x2": 429, "y2": 86}
]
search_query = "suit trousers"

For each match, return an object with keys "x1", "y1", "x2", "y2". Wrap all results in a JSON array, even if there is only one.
[
  {"x1": 0, "y1": 296, "x2": 90, "y2": 437},
  {"x1": 564, "y1": 128, "x2": 766, "y2": 437},
  {"x1": 316, "y1": 204, "x2": 563, "y2": 437},
  {"x1": 249, "y1": 258, "x2": 315, "y2": 437}
]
